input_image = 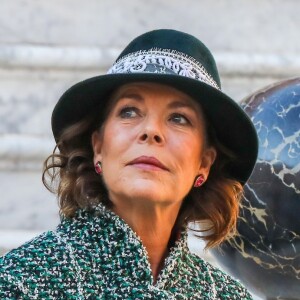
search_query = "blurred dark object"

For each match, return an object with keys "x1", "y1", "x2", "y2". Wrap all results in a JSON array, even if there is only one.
[{"x1": 211, "y1": 78, "x2": 300, "y2": 300}]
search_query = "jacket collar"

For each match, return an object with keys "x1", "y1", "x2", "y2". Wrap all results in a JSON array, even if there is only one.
[{"x1": 63, "y1": 202, "x2": 189, "y2": 288}]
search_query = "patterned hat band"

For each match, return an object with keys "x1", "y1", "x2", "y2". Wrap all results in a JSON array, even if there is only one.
[{"x1": 107, "y1": 49, "x2": 221, "y2": 91}]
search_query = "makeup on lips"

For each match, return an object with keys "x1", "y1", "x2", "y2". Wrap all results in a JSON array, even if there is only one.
[{"x1": 127, "y1": 156, "x2": 169, "y2": 171}]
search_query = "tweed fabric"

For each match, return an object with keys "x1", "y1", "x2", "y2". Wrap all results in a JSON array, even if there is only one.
[{"x1": 0, "y1": 204, "x2": 253, "y2": 299}]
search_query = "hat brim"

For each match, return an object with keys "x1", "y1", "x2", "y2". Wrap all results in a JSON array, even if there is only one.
[{"x1": 52, "y1": 73, "x2": 258, "y2": 184}]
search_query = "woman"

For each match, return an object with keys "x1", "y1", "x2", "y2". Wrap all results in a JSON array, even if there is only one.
[{"x1": 0, "y1": 29, "x2": 258, "y2": 299}]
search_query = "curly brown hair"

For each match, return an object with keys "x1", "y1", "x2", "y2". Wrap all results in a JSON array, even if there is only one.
[{"x1": 43, "y1": 100, "x2": 243, "y2": 249}]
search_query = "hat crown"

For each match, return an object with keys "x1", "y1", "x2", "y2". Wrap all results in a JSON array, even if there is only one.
[{"x1": 116, "y1": 29, "x2": 221, "y2": 88}]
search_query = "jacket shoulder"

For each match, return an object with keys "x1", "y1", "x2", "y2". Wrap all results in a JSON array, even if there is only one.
[
  {"x1": 0, "y1": 230, "x2": 59, "y2": 269},
  {"x1": 187, "y1": 252, "x2": 253, "y2": 300},
  {"x1": 0, "y1": 230, "x2": 72, "y2": 297}
]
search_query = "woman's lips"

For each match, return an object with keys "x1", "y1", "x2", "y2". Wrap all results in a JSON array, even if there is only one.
[{"x1": 127, "y1": 156, "x2": 169, "y2": 171}]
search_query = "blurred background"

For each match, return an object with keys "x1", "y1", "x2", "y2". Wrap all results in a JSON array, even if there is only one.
[{"x1": 0, "y1": 0, "x2": 300, "y2": 298}]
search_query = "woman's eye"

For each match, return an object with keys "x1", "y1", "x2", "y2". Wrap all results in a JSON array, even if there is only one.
[
  {"x1": 119, "y1": 106, "x2": 139, "y2": 119},
  {"x1": 170, "y1": 113, "x2": 190, "y2": 125}
]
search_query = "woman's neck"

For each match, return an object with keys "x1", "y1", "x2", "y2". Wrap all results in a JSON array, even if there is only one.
[{"x1": 111, "y1": 200, "x2": 181, "y2": 282}]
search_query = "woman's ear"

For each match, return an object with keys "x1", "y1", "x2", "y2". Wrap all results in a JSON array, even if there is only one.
[
  {"x1": 198, "y1": 146, "x2": 217, "y2": 179},
  {"x1": 91, "y1": 130, "x2": 103, "y2": 163}
]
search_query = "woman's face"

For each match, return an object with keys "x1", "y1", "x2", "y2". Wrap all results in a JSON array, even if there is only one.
[{"x1": 92, "y1": 82, "x2": 216, "y2": 208}]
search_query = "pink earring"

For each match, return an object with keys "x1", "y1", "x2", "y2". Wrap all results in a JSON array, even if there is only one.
[
  {"x1": 95, "y1": 161, "x2": 102, "y2": 175},
  {"x1": 194, "y1": 174, "x2": 205, "y2": 187}
]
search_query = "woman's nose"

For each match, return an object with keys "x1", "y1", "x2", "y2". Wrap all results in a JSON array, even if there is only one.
[
  {"x1": 138, "y1": 118, "x2": 165, "y2": 145},
  {"x1": 139, "y1": 132, "x2": 163, "y2": 144}
]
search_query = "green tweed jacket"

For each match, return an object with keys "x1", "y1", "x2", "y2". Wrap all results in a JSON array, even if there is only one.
[{"x1": 0, "y1": 204, "x2": 253, "y2": 299}]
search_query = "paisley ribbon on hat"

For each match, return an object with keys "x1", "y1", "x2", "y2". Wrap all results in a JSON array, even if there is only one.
[{"x1": 107, "y1": 48, "x2": 221, "y2": 91}]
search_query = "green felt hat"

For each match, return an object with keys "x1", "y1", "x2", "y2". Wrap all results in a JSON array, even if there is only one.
[{"x1": 52, "y1": 29, "x2": 258, "y2": 184}]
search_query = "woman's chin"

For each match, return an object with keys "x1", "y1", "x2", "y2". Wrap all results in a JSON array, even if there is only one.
[
  {"x1": 105, "y1": 174, "x2": 183, "y2": 206},
  {"x1": 117, "y1": 180, "x2": 175, "y2": 205},
  {"x1": 129, "y1": 188, "x2": 167, "y2": 203}
]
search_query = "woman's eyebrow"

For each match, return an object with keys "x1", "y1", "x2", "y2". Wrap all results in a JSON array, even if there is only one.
[
  {"x1": 167, "y1": 100, "x2": 196, "y2": 110},
  {"x1": 117, "y1": 92, "x2": 144, "y2": 102}
]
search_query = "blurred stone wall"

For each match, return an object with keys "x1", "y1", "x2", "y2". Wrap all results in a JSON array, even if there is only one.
[{"x1": 0, "y1": 0, "x2": 299, "y2": 262}]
